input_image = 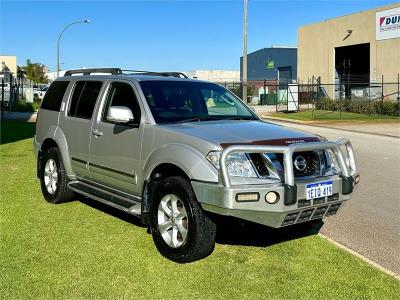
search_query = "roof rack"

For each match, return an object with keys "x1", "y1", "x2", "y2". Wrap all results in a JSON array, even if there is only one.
[
  {"x1": 121, "y1": 70, "x2": 188, "y2": 78},
  {"x1": 63, "y1": 68, "x2": 188, "y2": 79},
  {"x1": 64, "y1": 68, "x2": 122, "y2": 76}
]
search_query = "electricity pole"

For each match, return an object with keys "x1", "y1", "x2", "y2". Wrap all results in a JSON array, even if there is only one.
[{"x1": 242, "y1": 0, "x2": 248, "y2": 103}]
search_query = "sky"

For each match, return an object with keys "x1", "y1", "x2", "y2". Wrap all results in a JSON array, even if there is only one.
[{"x1": 0, "y1": 0, "x2": 397, "y2": 72}]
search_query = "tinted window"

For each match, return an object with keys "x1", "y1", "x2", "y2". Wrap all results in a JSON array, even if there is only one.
[
  {"x1": 103, "y1": 82, "x2": 141, "y2": 124},
  {"x1": 69, "y1": 81, "x2": 85, "y2": 116},
  {"x1": 41, "y1": 81, "x2": 69, "y2": 111},
  {"x1": 69, "y1": 81, "x2": 103, "y2": 119},
  {"x1": 139, "y1": 81, "x2": 256, "y2": 124}
]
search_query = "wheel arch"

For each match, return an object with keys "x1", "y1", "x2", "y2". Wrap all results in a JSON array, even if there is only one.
[
  {"x1": 38, "y1": 128, "x2": 73, "y2": 177},
  {"x1": 141, "y1": 162, "x2": 192, "y2": 226}
]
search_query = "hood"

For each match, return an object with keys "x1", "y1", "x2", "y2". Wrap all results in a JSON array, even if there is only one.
[{"x1": 161, "y1": 120, "x2": 320, "y2": 148}]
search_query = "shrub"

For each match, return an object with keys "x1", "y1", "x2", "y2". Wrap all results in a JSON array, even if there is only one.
[
  {"x1": 11, "y1": 99, "x2": 35, "y2": 112},
  {"x1": 315, "y1": 98, "x2": 399, "y2": 117}
]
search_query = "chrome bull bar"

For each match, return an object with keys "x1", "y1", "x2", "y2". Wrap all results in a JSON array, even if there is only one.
[{"x1": 219, "y1": 138, "x2": 357, "y2": 205}]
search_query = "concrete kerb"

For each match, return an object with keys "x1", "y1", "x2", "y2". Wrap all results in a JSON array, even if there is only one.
[
  {"x1": 319, "y1": 234, "x2": 400, "y2": 281},
  {"x1": 261, "y1": 116, "x2": 400, "y2": 139}
]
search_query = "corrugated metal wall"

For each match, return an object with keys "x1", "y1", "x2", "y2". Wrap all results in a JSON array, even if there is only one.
[{"x1": 240, "y1": 48, "x2": 297, "y2": 81}]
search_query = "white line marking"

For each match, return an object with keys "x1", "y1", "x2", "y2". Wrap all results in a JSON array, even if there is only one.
[{"x1": 319, "y1": 233, "x2": 400, "y2": 281}]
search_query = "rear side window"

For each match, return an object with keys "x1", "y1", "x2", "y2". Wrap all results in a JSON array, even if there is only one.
[
  {"x1": 41, "y1": 81, "x2": 69, "y2": 111},
  {"x1": 68, "y1": 81, "x2": 103, "y2": 119}
]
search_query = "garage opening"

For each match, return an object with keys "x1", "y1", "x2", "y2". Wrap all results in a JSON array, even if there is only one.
[{"x1": 335, "y1": 43, "x2": 370, "y2": 98}]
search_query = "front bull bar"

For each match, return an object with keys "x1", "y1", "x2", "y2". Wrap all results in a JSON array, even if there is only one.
[{"x1": 219, "y1": 138, "x2": 358, "y2": 206}]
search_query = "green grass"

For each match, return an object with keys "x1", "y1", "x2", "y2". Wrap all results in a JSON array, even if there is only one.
[
  {"x1": 272, "y1": 110, "x2": 400, "y2": 122},
  {"x1": 1, "y1": 121, "x2": 400, "y2": 299}
]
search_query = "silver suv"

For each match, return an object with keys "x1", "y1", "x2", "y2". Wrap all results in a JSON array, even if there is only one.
[{"x1": 34, "y1": 68, "x2": 359, "y2": 263}]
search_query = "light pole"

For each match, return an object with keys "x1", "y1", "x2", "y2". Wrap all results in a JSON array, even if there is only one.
[
  {"x1": 57, "y1": 19, "x2": 91, "y2": 78},
  {"x1": 242, "y1": 0, "x2": 248, "y2": 103}
]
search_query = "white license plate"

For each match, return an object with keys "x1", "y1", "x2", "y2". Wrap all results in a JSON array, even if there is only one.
[{"x1": 306, "y1": 181, "x2": 333, "y2": 200}]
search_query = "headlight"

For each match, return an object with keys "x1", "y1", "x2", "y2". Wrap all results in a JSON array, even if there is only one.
[
  {"x1": 206, "y1": 151, "x2": 257, "y2": 178},
  {"x1": 326, "y1": 149, "x2": 340, "y2": 173}
]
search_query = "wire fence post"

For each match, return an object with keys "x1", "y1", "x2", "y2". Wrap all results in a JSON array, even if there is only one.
[
  {"x1": 1, "y1": 78, "x2": 4, "y2": 124},
  {"x1": 240, "y1": 82, "x2": 243, "y2": 101},
  {"x1": 263, "y1": 79, "x2": 266, "y2": 106},
  {"x1": 381, "y1": 74, "x2": 384, "y2": 103},
  {"x1": 339, "y1": 79, "x2": 342, "y2": 118},
  {"x1": 368, "y1": 85, "x2": 371, "y2": 117},
  {"x1": 397, "y1": 73, "x2": 400, "y2": 117}
]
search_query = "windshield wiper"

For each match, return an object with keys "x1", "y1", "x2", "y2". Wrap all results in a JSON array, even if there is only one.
[
  {"x1": 176, "y1": 116, "x2": 220, "y2": 124},
  {"x1": 222, "y1": 116, "x2": 258, "y2": 121}
]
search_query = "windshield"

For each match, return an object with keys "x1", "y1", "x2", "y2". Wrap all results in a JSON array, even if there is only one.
[{"x1": 139, "y1": 80, "x2": 257, "y2": 124}]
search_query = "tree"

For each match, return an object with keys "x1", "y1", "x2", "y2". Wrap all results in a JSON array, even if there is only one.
[
  {"x1": 21, "y1": 59, "x2": 48, "y2": 84},
  {"x1": 17, "y1": 66, "x2": 26, "y2": 80}
]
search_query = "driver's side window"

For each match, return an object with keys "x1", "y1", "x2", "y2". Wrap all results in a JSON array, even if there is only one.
[{"x1": 102, "y1": 82, "x2": 141, "y2": 125}]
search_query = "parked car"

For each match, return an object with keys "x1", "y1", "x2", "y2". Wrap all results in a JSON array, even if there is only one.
[
  {"x1": 34, "y1": 86, "x2": 48, "y2": 100},
  {"x1": 34, "y1": 68, "x2": 359, "y2": 263}
]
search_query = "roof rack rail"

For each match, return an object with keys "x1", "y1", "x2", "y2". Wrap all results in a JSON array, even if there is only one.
[
  {"x1": 121, "y1": 70, "x2": 188, "y2": 78},
  {"x1": 63, "y1": 68, "x2": 188, "y2": 79},
  {"x1": 64, "y1": 68, "x2": 122, "y2": 76}
]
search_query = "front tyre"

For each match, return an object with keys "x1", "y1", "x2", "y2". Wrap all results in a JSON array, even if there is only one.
[
  {"x1": 150, "y1": 176, "x2": 216, "y2": 263},
  {"x1": 39, "y1": 147, "x2": 75, "y2": 204}
]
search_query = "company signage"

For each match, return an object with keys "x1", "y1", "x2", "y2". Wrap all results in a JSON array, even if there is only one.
[
  {"x1": 266, "y1": 59, "x2": 274, "y2": 69},
  {"x1": 376, "y1": 7, "x2": 400, "y2": 41}
]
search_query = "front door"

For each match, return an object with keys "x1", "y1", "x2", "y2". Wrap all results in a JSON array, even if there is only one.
[{"x1": 89, "y1": 80, "x2": 144, "y2": 197}]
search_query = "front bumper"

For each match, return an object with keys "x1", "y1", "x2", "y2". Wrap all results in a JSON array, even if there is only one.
[{"x1": 192, "y1": 138, "x2": 359, "y2": 228}]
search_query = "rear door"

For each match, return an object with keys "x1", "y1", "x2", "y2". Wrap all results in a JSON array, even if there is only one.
[
  {"x1": 59, "y1": 80, "x2": 104, "y2": 179},
  {"x1": 88, "y1": 80, "x2": 144, "y2": 197}
]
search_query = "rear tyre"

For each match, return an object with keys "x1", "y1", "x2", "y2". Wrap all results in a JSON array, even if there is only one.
[
  {"x1": 149, "y1": 176, "x2": 216, "y2": 263},
  {"x1": 39, "y1": 147, "x2": 75, "y2": 204}
]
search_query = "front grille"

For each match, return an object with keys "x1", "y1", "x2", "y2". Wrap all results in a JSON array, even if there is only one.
[
  {"x1": 264, "y1": 151, "x2": 326, "y2": 179},
  {"x1": 292, "y1": 151, "x2": 323, "y2": 177},
  {"x1": 313, "y1": 197, "x2": 325, "y2": 205},
  {"x1": 298, "y1": 199, "x2": 311, "y2": 208},
  {"x1": 282, "y1": 203, "x2": 342, "y2": 226},
  {"x1": 311, "y1": 206, "x2": 329, "y2": 219},
  {"x1": 297, "y1": 208, "x2": 315, "y2": 222},
  {"x1": 325, "y1": 203, "x2": 341, "y2": 216},
  {"x1": 282, "y1": 212, "x2": 299, "y2": 226}
]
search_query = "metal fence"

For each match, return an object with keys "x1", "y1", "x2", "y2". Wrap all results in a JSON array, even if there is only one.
[
  {"x1": 217, "y1": 76, "x2": 400, "y2": 118},
  {"x1": 1, "y1": 73, "x2": 38, "y2": 113}
]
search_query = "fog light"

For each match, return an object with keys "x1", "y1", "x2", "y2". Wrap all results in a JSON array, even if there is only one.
[
  {"x1": 236, "y1": 193, "x2": 259, "y2": 202},
  {"x1": 265, "y1": 191, "x2": 279, "y2": 204}
]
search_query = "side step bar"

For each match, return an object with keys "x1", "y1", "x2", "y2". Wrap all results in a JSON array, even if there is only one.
[{"x1": 68, "y1": 181, "x2": 141, "y2": 216}]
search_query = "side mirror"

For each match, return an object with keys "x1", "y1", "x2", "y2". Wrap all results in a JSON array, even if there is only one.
[{"x1": 107, "y1": 106, "x2": 135, "y2": 124}]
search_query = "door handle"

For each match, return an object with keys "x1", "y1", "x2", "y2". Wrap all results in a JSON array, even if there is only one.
[{"x1": 92, "y1": 129, "x2": 103, "y2": 137}]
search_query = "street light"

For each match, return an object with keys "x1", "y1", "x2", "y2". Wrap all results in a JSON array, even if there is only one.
[
  {"x1": 242, "y1": 0, "x2": 248, "y2": 103},
  {"x1": 57, "y1": 19, "x2": 91, "y2": 78}
]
